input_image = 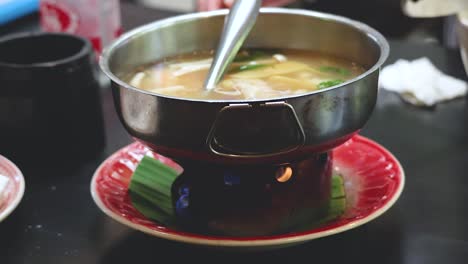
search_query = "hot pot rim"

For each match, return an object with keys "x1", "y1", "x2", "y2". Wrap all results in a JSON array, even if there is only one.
[{"x1": 99, "y1": 7, "x2": 389, "y2": 104}]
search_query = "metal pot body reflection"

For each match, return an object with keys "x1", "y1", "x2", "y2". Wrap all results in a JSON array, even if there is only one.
[{"x1": 100, "y1": 8, "x2": 389, "y2": 164}]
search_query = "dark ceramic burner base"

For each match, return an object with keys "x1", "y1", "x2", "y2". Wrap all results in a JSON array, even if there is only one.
[{"x1": 171, "y1": 152, "x2": 333, "y2": 237}]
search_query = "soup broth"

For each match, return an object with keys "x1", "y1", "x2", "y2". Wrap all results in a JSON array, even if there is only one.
[{"x1": 125, "y1": 49, "x2": 366, "y2": 100}]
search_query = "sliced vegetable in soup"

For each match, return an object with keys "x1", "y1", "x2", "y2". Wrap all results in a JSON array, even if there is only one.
[{"x1": 125, "y1": 49, "x2": 365, "y2": 100}]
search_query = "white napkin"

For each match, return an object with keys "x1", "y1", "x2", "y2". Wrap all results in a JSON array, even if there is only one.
[
  {"x1": 0, "y1": 174, "x2": 9, "y2": 206},
  {"x1": 380, "y1": 57, "x2": 467, "y2": 106}
]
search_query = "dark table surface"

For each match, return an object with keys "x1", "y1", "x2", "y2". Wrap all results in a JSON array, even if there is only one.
[{"x1": 1, "y1": 3, "x2": 468, "y2": 264}]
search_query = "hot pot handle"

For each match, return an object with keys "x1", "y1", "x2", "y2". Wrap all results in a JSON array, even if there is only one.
[{"x1": 206, "y1": 102, "x2": 306, "y2": 159}]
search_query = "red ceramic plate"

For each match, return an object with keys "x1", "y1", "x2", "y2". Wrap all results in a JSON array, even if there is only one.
[
  {"x1": 0, "y1": 155, "x2": 25, "y2": 222},
  {"x1": 91, "y1": 135, "x2": 404, "y2": 249}
]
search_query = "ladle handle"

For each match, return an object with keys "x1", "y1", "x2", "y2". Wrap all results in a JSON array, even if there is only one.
[{"x1": 204, "y1": 0, "x2": 262, "y2": 90}]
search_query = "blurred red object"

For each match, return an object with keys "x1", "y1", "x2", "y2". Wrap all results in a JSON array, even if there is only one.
[{"x1": 39, "y1": 0, "x2": 122, "y2": 56}]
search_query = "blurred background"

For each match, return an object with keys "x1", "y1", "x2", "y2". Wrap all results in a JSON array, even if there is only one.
[
  {"x1": 0, "y1": 0, "x2": 454, "y2": 47},
  {"x1": 127, "y1": 0, "x2": 451, "y2": 46}
]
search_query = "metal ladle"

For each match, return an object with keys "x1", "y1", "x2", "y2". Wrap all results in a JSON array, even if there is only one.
[{"x1": 204, "y1": 0, "x2": 262, "y2": 90}]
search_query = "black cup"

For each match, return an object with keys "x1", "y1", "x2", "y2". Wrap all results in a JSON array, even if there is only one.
[{"x1": 0, "y1": 32, "x2": 105, "y2": 164}]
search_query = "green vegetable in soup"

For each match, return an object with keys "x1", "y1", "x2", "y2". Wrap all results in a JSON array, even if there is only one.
[
  {"x1": 129, "y1": 156, "x2": 180, "y2": 225},
  {"x1": 319, "y1": 66, "x2": 351, "y2": 76},
  {"x1": 233, "y1": 50, "x2": 269, "y2": 62},
  {"x1": 317, "y1": 79, "x2": 344, "y2": 89},
  {"x1": 230, "y1": 63, "x2": 269, "y2": 73},
  {"x1": 126, "y1": 48, "x2": 365, "y2": 100},
  {"x1": 230, "y1": 61, "x2": 309, "y2": 79}
]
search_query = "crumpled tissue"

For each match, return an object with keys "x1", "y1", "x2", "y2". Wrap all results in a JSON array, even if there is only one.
[{"x1": 379, "y1": 57, "x2": 467, "y2": 106}]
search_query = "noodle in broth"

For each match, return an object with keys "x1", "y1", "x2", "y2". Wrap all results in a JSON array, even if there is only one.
[{"x1": 126, "y1": 49, "x2": 365, "y2": 100}]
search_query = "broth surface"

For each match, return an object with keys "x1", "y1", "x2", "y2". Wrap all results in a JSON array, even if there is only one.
[{"x1": 126, "y1": 49, "x2": 365, "y2": 100}]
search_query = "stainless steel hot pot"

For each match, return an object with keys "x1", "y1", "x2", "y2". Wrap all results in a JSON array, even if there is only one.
[{"x1": 100, "y1": 8, "x2": 389, "y2": 164}]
